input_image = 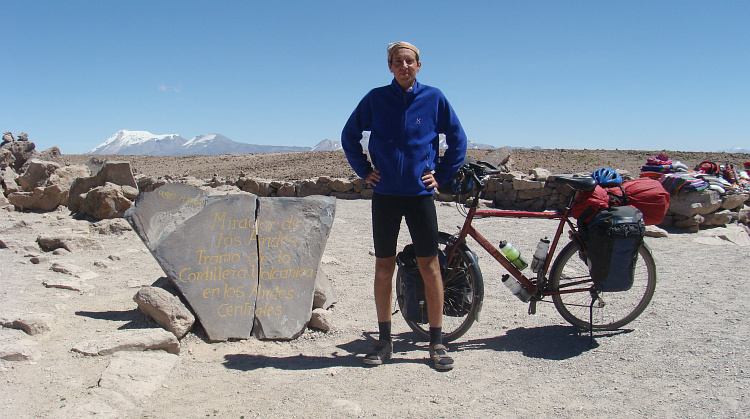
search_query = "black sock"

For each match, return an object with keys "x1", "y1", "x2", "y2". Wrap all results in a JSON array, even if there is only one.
[
  {"x1": 430, "y1": 327, "x2": 442, "y2": 346},
  {"x1": 378, "y1": 321, "x2": 392, "y2": 343}
]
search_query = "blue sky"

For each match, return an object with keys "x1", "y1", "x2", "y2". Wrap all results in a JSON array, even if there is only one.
[{"x1": 3, "y1": 1, "x2": 748, "y2": 154}]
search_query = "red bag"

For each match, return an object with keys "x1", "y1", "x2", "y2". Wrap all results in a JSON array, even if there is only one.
[
  {"x1": 607, "y1": 177, "x2": 670, "y2": 225},
  {"x1": 571, "y1": 185, "x2": 610, "y2": 222}
]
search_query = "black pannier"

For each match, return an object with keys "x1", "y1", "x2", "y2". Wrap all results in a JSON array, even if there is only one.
[
  {"x1": 585, "y1": 206, "x2": 645, "y2": 292},
  {"x1": 396, "y1": 244, "x2": 428, "y2": 323}
]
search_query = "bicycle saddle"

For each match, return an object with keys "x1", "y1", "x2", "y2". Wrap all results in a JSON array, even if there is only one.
[{"x1": 554, "y1": 176, "x2": 597, "y2": 191}]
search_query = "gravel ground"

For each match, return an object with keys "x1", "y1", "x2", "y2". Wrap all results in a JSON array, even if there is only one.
[
  {"x1": 61, "y1": 149, "x2": 750, "y2": 182},
  {"x1": 1, "y1": 197, "x2": 749, "y2": 418}
]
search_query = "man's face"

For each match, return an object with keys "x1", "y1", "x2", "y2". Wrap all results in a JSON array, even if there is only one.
[{"x1": 388, "y1": 48, "x2": 421, "y2": 91}]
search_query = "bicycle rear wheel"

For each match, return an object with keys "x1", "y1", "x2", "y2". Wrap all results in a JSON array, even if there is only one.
[
  {"x1": 396, "y1": 232, "x2": 484, "y2": 342},
  {"x1": 549, "y1": 241, "x2": 656, "y2": 331}
]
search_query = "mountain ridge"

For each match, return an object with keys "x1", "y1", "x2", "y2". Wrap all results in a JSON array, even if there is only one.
[{"x1": 86, "y1": 130, "x2": 499, "y2": 156}]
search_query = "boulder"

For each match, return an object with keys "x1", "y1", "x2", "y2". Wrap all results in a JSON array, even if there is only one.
[
  {"x1": 16, "y1": 160, "x2": 61, "y2": 190},
  {"x1": 0, "y1": 140, "x2": 37, "y2": 172},
  {"x1": 78, "y1": 183, "x2": 137, "y2": 219},
  {"x1": 7, "y1": 185, "x2": 64, "y2": 211},
  {"x1": 68, "y1": 160, "x2": 137, "y2": 213},
  {"x1": 0, "y1": 148, "x2": 12, "y2": 169},
  {"x1": 668, "y1": 189, "x2": 723, "y2": 217},
  {"x1": 133, "y1": 286, "x2": 195, "y2": 339},
  {"x1": 1, "y1": 166, "x2": 20, "y2": 193},
  {"x1": 721, "y1": 193, "x2": 749, "y2": 210},
  {"x1": 702, "y1": 210, "x2": 733, "y2": 227},
  {"x1": 50, "y1": 164, "x2": 91, "y2": 205},
  {"x1": 484, "y1": 147, "x2": 511, "y2": 170}
]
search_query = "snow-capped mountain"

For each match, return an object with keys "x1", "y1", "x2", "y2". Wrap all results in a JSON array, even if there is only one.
[
  {"x1": 87, "y1": 130, "x2": 188, "y2": 155},
  {"x1": 86, "y1": 130, "x2": 311, "y2": 155},
  {"x1": 87, "y1": 130, "x2": 498, "y2": 156},
  {"x1": 719, "y1": 147, "x2": 750, "y2": 154},
  {"x1": 310, "y1": 139, "x2": 343, "y2": 151}
]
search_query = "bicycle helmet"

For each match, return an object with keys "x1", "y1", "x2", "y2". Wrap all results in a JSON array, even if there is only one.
[{"x1": 591, "y1": 168, "x2": 622, "y2": 187}]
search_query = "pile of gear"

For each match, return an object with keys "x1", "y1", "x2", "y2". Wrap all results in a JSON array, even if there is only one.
[{"x1": 640, "y1": 153, "x2": 750, "y2": 195}]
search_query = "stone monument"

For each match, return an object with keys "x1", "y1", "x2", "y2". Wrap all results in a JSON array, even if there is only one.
[{"x1": 125, "y1": 183, "x2": 336, "y2": 341}]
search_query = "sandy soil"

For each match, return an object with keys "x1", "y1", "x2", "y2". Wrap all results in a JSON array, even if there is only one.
[{"x1": 2, "y1": 194, "x2": 749, "y2": 418}]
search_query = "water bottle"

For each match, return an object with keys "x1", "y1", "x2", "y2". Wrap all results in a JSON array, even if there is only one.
[
  {"x1": 502, "y1": 274, "x2": 531, "y2": 302},
  {"x1": 499, "y1": 241, "x2": 528, "y2": 270},
  {"x1": 530, "y1": 237, "x2": 550, "y2": 273}
]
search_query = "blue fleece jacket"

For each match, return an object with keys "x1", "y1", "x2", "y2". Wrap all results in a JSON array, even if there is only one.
[{"x1": 341, "y1": 79, "x2": 468, "y2": 196}]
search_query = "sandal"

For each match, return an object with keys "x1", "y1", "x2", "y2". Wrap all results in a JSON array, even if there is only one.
[
  {"x1": 363, "y1": 341, "x2": 392, "y2": 366},
  {"x1": 429, "y1": 344, "x2": 454, "y2": 371}
]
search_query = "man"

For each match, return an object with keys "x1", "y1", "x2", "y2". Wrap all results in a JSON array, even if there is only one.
[{"x1": 341, "y1": 41, "x2": 467, "y2": 370}]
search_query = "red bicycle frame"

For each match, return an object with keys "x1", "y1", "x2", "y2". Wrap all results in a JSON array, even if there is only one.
[{"x1": 445, "y1": 203, "x2": 591, "y2": 297}]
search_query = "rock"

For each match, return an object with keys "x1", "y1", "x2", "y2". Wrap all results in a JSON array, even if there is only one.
[
  {"x1": 71, "y1": 328, "x2": 180, "y2": 356},
  {"x1": 297, "y1": 179, "x2": 332, "y2": 197},
  {"x1": 739, "y1": 207, "x2": 750, "y2": 224},
  {"x1": 645, "y1": 225, "x2": 669, "y2": 238},
  {"x1": 78, "y1": 182, "x2": 135, "y2": 219},
  {"x1": 50, "y1": 262, "x2": 100, "y2": 280},
  {"x1": 329, "y1": 178, "x2": 354, "y2": 192},
  {"x1": 674, "y1": 214, "x2": 704, "y2": 228},
  {"x1": 484, "y1": 147, "x2": 511, "y2": 168},
  {"x1": 50, "y1": 164, "x2": 91, "y2": 205},
  {"x1": 276, "y1": 182, "x2": 296, "y2": 197},
  {"x1": 125, "y1": 183, "x2": 336, "y2": 342},
  {"x1": 36, "y1": 234, "x2": 102, "y2": 252},
  {"x1": 37, "y1": 146, "x2": 65, "y2": 165},
  {"x1": 530, "y1": 168, "x2": 551, "y2": 181},
  {"x1": 0, "y1": 311, "x2": 53, "y2": 335},
  {"x1": 0, "y1": 148, "x2": 12, "y2": 169},
  {"x1": 43, "y1": 276, "x2": 95, "y2": 292},
  {"x1": 0, "y1": 343, "x2": 39, "y2": 361},
  {"x1": 16, "y1": 160, "x2": 61, "y2": 190},
  {"x1": 1, "y1": 140, "x2": 37, "y2": 172},
  {"x1": 90, "y1": 218, "x2": 133, "y2": 235},
  {"x1": 252, "y1": 195, "x2": 336, "y2": 340},
  {"x1": 1, "y1": 166, "x2": 20, "y2": 193},
  {"x1": 702, "y1": 210, "x2": 733, "y2": 227},
  {"x1": 308, "y1": 308, "x2": 332, "y2": 331},
  {"x1": 237, "y1": 177, "x2": 274, "y2": 196},
  {"x1": 133, "y1": 287, "x2": 195, "y2": 339},
  {"x1": 721, "y1": 193, "x2": 749, "y2": 210},
  {"x1": 68, "y1": 160, "x2": 137, "y2": 213},
  {"x1": 668, "y1": 189, "x2": 722, "y2": 217},
  {"x1": 98, "y1": 351, "x2": 180, "y2": 403},
  {"x1": 512, "y1": 177, "x2": 545, "y2": 191},
  {"x1": 313, "y1": 266, "x2": 337, "y2": 309},
  {"x1": 7, "y1": 185, "x2": 64, "y2": 211}
]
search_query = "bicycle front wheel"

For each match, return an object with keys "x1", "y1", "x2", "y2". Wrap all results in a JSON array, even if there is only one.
[
  {"x1": 396, "y1": 232, "x2": 484, "y2": 342},
  {"x1": 550, "y1": 241, "x2": 656, "y2": 331}
]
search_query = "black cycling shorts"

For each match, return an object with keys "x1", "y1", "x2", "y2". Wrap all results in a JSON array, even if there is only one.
[{"x1": 371, "y1": 192, "x2": 439, "y2": 258}]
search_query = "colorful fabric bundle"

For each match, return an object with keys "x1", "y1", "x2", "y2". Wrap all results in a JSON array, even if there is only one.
[
  {"x1": 641, "y1": 164, "x2": 674, "y2": 173},
  {"x1": 659, "y1": 173, "x2": 709, "y2": 195},
  {"x1": 646, "y1": 153, "x2": 672, "y2": 166}
]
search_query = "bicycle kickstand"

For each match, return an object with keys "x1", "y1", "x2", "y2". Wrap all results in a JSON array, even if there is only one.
[{"x1": 588, "y1": 296, "x2": 595, "y2": 347}]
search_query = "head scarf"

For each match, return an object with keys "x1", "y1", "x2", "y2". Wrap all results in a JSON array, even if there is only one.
[{"x1": 387, "y1": 41, "x2": 420, "y2": 63}]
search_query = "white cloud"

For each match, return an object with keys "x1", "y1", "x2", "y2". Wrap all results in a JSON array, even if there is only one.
[{"x1": 158, "y1": 84, "x2": 180, "y2": 93}]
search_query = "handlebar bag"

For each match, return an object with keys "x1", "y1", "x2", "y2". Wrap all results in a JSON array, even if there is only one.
[
  {"x1": 585, "y1": 206, "x2": 645, "y2": 292},
  {"x1": 396, "y1": 245, "x2": 429, "y2": 324}
]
